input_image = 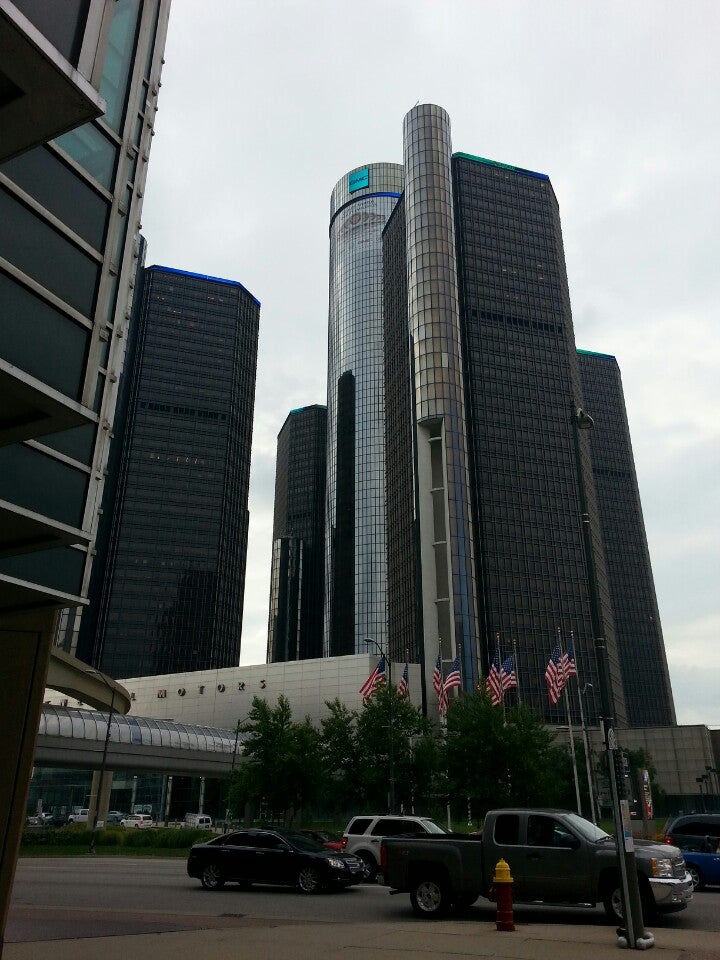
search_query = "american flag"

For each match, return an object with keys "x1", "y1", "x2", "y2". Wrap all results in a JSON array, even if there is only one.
[
  {"x1": 397, "y1": 662, "x2": 409, "y2": 698},
  {"x1": 432, "y1": 653, "x2": 443, "y2": 696},
  {"x1": 359, "y1": 657, "x2": 385, "y2": 701},
  {"x1": 486, "y1": 652, "x2": 503, "y2": 706},
  {"x1": 544, "y1": 641, "x2": 566, "y2": 704},
  {"x1": 562, "y1": 641, "x2": 577, "y2": 680},
  {"x1": 443, "y1": 656, "x2": 462, "y2": 694},
  {"x1": 500, "y1": 655, "x2": 517, "y2": 691},
  {"x1": 433, "y1": 653, "x2": 448, "y2": 714}
]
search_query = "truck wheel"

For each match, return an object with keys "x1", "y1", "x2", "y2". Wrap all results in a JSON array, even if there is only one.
[
  {"x1": 410, "y1": 876, "x2": 450, "y2": 918},
  {"x1": 603, "y1": 882, "x2": 624, "y2": 923},
  {"x1": 358, "y1": 852, "x2": 377, "y2": 883}
]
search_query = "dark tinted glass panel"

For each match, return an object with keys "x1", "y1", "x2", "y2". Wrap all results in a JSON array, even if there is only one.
[
  {"x1": 0, "y1": 148, "x2": 109, "y2": 250},
  {"x1": 55, "y1": 124, "x2": 116, "y2": 189},
  {"x1": 0, "y1": 189, "x2": 99, "y2": 316},
  {"x1": 0, "y1": 546, "x2": 84, "y2": 595},
  {"x1": 347, "y1": 818, "x2": 372, "y2": 834},
  {"x1": 494, "y1": 814, "x2": 520, "y2": 845},
  {"x1": 0, "y1": 444, "x2": 88, "y2": 527},
  {"x1": 13, "y1": 0, "x2": 90, "y2": 65},
  {"x1": 0, "y1": 270, "x2": 88, "y2": 399},
  {"x1": 38, "y1": 423, "x2": 97, "y2": 465},
  {"x1": 100, "y1": 0, "x2": 142, "y2": 132}
]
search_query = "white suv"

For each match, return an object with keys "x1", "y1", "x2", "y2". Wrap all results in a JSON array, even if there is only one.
[
  {"x1": 121, "y1": 813, "x2": 155, "y2": 828},
  {"x1": 342, "y1": 814, "x2": 445, "y2": 881}
]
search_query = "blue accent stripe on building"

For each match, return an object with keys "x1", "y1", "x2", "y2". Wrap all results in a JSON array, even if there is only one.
[
  {"x1": 453, "y1": 151, "x2": 550, "y2": 182},
  {"x1": 329, "y1": 192, "x2": 402, "y2": 231},
  {"x1": 577, "y1": 348, "x2": 617, "y2": 361},
  {"x1": 148, "y1": 265, "x2": 261, "y2": 307}
]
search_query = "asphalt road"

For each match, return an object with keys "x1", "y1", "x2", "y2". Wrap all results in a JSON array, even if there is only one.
[{"x1": 7, "y1": 857, "x2": 720, "y2": 944}]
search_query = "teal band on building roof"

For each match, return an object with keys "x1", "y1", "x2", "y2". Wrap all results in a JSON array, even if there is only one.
[
  {"x1": 577, "y1": 348, "x2": 616, "y2": 361},
  {"x1": 453, "y1": 151, "x2": 550, "y2": 182}
]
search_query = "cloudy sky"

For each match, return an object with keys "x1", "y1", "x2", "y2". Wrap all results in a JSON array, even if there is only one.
[{"x1": 140, "y1": 0, "x2": 719, "y2": 727}]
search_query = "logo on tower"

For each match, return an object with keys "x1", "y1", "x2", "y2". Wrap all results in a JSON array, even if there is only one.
[{"x1": 349, "y1": 167, "x2": 370, "y2": 193}]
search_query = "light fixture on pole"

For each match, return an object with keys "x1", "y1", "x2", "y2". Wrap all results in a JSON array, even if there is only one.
[
  {"x1": 364, "y1": 638, "x2": 395, "y2": 814},
  {"x1": 572, "y1": 406, "x2": 647, "y2": 947}
]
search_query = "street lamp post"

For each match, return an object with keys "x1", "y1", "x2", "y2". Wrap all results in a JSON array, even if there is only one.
[
  {"x1": 364, "y1": 638, "x2": 395, "y2": 814},
  {"x1": 572, "y1": 406, "x2": 647, "y2": 947},
  {"x1": 579, "y1": 682, "x2": 598, "y2": 824},
  {"x1": 225, "y1": 718, "x2": 244, "y2": 824},
  {"x1": 88, "y1": 678, "x2": 116, "y2": 855}
]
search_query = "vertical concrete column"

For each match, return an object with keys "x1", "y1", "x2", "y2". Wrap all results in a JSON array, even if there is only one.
[
  {"x1": 0, "y1": 609, "x2": 56, "y2": 956},
  {"x1": 403, "y1": 104, "x2": 481, "y2": 691}
]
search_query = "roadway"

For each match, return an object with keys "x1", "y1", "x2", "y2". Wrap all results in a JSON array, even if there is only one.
[{"x1": 7, "y1": 857, "x2": 720, "y2": 943}]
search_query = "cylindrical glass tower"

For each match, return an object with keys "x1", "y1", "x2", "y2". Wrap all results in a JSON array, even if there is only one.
[
  {"x1": 324, "y1": 163, "x2": 404, "y2": 656},
  {"x1": 403, "y1": 105, "x2": 480, "y2": 688}
]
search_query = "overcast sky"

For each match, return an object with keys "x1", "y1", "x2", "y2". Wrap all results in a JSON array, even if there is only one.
[{"x1": 140, "y1": 0, "x2": 719, "y2": 728}]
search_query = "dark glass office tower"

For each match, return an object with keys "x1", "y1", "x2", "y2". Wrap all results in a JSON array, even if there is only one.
[
  {"x1": 267, "y1": 405, "x2": 327, "y2": 663},
  {"x1": 578, "y1": 350, "x2": 676, "y2": 726},
  {"x1": 383, "y1": 105, "x2": 628, "y2": 724},
  {"x1": 452, "y1": 151, "x2": 626, "y2": 725},
  {"x1": 91, "y1": 266, "x2": 260, "y2": 678}
]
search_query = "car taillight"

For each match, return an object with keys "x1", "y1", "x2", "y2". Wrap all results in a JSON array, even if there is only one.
[
  {"x1": 341, "y1": 837, "x2": 347, "y2": 849},
  {"x1": 381, "y1": 845, "x2": 387, "y2": 870},
  {"x1": 665, "y1": 835, "x2": 673, "y2": 844}
]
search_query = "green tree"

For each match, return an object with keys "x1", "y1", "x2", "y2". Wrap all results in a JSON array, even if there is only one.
[
  {"x1": 227, "y1": 695, "x2": 322, "y2": 826},
  {"x1": 443, "y1": 691, "x2": 574, "y2": 819}
]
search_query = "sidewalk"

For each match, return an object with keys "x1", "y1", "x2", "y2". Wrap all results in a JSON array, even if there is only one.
[{"x1": 5, "y1": 916, "x2": 720, "y2": 960}]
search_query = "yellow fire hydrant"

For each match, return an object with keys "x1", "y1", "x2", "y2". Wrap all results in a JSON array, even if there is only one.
[{"x1": 492, "y1": 858, "x2": 515, "y2": 931}]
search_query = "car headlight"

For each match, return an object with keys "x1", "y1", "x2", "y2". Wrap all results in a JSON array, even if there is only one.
[
  {"x1": 650, "y1": 858, "x2": 674, "y2": 878},
  {"x1": 327, "y1": 858, "x2": 345, "y2": 870}
]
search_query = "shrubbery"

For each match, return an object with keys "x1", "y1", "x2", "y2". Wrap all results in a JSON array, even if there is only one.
[{"x1": 21, "y1": 827, "x2": 213, "y2": 850}]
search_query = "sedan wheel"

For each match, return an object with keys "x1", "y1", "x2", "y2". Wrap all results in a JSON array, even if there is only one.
[
  {"x1": 688, "y1": 864, "x2": 705, "y2": 890},
  {"x1": 297, "y1": 865, "x2": 321, "y2": 894},
  {"x1": 200, "y1": 863, "x2": 225, "y2": 890}
]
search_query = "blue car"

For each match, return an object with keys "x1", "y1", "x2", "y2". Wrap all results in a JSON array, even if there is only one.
[{"x1": 682, "y1": 850, "x2": 720, "y2": 890}]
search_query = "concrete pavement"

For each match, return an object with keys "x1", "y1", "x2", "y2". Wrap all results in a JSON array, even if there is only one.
[{"x1": 4, "y1": 914, "x2": 720, "y2": 960}]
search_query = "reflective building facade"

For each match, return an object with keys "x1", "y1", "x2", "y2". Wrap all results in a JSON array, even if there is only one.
[
  {"x1": 578, "y1": 350, "x2": 676, "y2": 726},
  {"x1": 383, "y1": 105, "x2": 629, "y2": 723},
  {"x1": 324, "y1": 162, "x2": 403, "y2": 656},
  {"x1": 90, "y1": 265, "x2": 260, "y2": 678},
  {"x1": 267, "y1": 405, "x2": 327, "y2": 663}
]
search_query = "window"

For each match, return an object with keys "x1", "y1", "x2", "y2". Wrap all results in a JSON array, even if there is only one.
[{"x1": 494, "y1": 814, "x2": 520, "y2": 846}]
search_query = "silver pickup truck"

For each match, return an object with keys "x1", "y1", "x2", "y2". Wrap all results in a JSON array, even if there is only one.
[{"x1": 381, "y1": 808, "x2": 693, "y2": 920}]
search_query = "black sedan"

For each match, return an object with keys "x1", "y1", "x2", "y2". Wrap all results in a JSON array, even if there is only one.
[{"x1": 187, "y1": 828, "x2": 366, "y2": 893}]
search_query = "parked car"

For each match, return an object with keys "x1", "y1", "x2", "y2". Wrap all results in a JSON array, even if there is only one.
[
  {"x1": 121, "y1": 813, "x2": 155, "y2": 828},
  {"x1": 664, "y1": 814, "x2": 720, "y2": 852},
  {"x1": 342, "y1": 814, "x2": 446, "y2": 881},
  {"x1": 67, "y1": 808, "x2": 89, "y2": 824},
  {"x1": 381, "y1": 808, "x2": 692, "y2": 921},
  {"x1": 187, "y1": 827, "x2": 366, "y2": 893},
  {"x1": 297, "y1": 829, "x2": 343, "y2": 851},
  {"x1": 682, "y1": 849, "x2": 720, "y2": 890},
  {"x1": 105, "y1": 811, "x2": 127, "y2": 824}
]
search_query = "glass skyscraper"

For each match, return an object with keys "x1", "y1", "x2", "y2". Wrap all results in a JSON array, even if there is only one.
[
  {"x1": 267, "y1": 404, "x2": 327, "y2": 663},
  {"x1": 578, "y1": 350, "x2": 676, "y2": 726},
  {"x1": 89, "y1": 265, "x2": 260, "y2": 678},
  {"x1": 324, "y1": 162, "x2": 403, "y2": 656}
]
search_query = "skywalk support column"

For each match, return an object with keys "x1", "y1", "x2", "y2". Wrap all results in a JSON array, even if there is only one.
[
  {"x1": 0, "y1": 610, "x2": 56, "y2": 958},
  {"x1": 403, "y1": 104, "x2": 481, "y2": 693}
]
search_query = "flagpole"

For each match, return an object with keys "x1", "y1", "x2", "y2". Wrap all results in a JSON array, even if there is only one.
[
  {"x1": 512, "y1": 637, "x2": 521, "y2": 704},
  {"x1": 564, "y1": 684, "x2": 582, "y2": 815},
  {"x1": 571, "y1": 634, "x2": 598, "y2": 824}
]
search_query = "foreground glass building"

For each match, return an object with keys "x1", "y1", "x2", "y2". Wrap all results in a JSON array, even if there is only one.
[
  {"x1": 324, "y1": 162, "x2": 403, "y2": 656},
  {"x1": 87, "y1": 266, "x2": 260, "y2": 678}
]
